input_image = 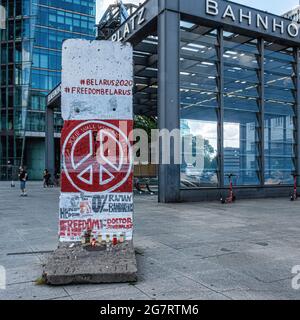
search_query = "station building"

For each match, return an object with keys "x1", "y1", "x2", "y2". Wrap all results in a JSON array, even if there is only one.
[{"x1": 47, "y1": 0, "x2": 300, "y2": 202}]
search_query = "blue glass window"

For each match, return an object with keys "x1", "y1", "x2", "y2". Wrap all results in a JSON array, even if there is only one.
[
  {"x1": 223, "y1": 35, "x2": 260, "y2": 186},
  {"x1": 264, "y1": 44, "x2": 296, "y2": 185},
  {"x1": 180, "y1": 23, "x2": 219, "y2": 188}
]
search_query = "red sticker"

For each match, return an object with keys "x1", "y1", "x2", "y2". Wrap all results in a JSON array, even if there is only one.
[{"x1": 61, "y1": 120, "x2": 133, "y2": 193}]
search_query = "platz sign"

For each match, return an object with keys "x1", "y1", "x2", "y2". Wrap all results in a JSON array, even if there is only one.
[{"x1": 111, "y1": 7, "x2": 146, "y2": 42}]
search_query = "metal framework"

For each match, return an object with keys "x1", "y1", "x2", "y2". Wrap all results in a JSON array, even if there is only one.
[{"x1": 97, "y1": 2, "x2": 138, "y2": 40}]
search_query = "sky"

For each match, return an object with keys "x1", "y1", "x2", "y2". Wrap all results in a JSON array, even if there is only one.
[
  {"x1": 96, "y1": 0, "x2": 300, "y2": 22},
  {"x1": 232, "y1": 0, "x2": 299, "y2": 15}
]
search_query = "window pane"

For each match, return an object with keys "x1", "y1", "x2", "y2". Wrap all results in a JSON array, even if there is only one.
[
  {"x1": 180, "y1": 23, "x2": 219, "y2": 188},
  {"x1": 264, "y1": 43, "x2": 296, "y2": 185},
  {"x1": 223, "y1": 33, "x2": 260, "y2": 186}
]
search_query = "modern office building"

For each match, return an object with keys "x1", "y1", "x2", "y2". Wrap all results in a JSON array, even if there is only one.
[
  {"x1": 0, "y1": 0, "x2": 95, "y2": 180},
  {"x1": 283, "y1": 5, "x2": 300, "y2": 23},
  {"x1": 47, "y1": 0, "x2": 300, "y2": 202}
]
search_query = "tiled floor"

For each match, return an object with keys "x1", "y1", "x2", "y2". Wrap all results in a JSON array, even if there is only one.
[{"x1": 0, "y1": 182, "x2": 300, "y2": 299}]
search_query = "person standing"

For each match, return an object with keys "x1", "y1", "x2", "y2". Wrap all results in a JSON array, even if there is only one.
[
  {"x1": 43, "y1": 169, "x2": 51, "y2": 188},
  {"x1": 18, "y1": 166, "x2": 28, "y2": 197}
]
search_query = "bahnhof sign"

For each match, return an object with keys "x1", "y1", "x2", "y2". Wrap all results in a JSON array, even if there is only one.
[{"x1": 47, "y1": 0, "x2": 300, "y2": 203}]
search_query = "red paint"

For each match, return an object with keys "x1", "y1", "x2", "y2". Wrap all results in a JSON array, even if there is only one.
[
  {"x1": 65, "y1": 87, "x2": 132, "y2": 96},
  {"x1": 61, "y1": 120, "x2": 133, "y2": 193},
  {"x1": 112, "y1": 235, "x2": 118, "y2": 246}
]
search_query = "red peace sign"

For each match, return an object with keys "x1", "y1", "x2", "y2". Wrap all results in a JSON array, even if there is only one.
[{"x1": 61, "y1": 120, "x2": 133, "y2": 193}]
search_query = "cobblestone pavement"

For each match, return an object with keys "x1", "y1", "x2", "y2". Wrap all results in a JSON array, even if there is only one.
[{"x1": 0, "y1": 182, "x2": 300, "y2": 300}]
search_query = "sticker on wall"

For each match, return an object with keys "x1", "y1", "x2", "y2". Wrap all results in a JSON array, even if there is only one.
[
  {"x1": 59, "y1": 192, "x2": 133, "y2": 218},
  {"x1": 59, "y1": 216, "x2": 133, "y2": 242},
  {"x1": 59, "y1": 192, "x2": 133, "y2": 242}
]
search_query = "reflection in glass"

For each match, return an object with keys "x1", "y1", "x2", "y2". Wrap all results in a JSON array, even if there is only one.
[
  {"x1": 223, "y1": 34, "x2": 260, "y2": 186},
  {"x1": 180, "y1": 23, "x2": 219, "y2": 188},
  {"x1": 264, "y1": 44, "x2": 296, "y2": 185}
]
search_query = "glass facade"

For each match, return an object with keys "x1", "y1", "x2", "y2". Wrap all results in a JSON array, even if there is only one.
[
  {"x1": 223, "y1": 34, "x2": 260, "y2": 186},
  {"x1": 179, "y1": 20, "x2": 297, "y2": 188},
  {"x1": 264, "y1": 44, "x2": 296, "y2": 185},
  {"x1": 180, "y1": 23, "x2": 219, "y2": 188},
  {"x1": 0, "y1": 0, "x2": 95, "y2": 179}
]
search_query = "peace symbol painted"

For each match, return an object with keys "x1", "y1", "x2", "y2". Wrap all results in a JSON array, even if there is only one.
[{"x1": 62, "y1": 120, "x2": 133, "y2": 193}]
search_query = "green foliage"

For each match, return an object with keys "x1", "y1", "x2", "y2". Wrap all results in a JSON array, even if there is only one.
[
  {"x1": 35, "y1": 276, "x2": 47, "y2": 285},
  {"x1": 134, "y1": 115, "x2": 157, "y2": 138}
]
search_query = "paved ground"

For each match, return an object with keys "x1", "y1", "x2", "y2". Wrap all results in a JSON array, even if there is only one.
[{"x1": 0, "y1": 182, "x2": 300, "y2": 300}]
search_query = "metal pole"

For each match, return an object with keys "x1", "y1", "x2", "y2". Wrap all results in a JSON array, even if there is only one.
[
  {"x1": 258, "y1": 38, "x2": 265, "y2": 186},
  {"x1": 157, "y1": 7, "x2": 180, "y2": 203},
  {"x1": 295, "y1": 48, "x2": 300, "y2": 185},
  {"x1": 45, "y1": 106, "x2": 55, "y2": 178},
  {"x1": 217, "y1": 28, "x2": 224, "y2": 188}
]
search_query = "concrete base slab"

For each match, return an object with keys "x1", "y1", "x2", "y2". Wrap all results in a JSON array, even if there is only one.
[{"x1": 43, "y1": 241, "x2": 137, "y2": 285}]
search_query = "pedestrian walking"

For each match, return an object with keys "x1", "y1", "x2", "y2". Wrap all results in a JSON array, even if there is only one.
[{"x1": 18, "y1": 166, "x2": 28, "y2": 197}]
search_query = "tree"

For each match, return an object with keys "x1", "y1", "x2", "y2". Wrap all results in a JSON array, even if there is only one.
[{"x1": 134, "y1": 115, "x2": 157, "y2": 140}]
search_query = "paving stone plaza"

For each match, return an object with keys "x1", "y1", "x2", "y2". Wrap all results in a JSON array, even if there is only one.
[{"x1": 0, "y1": 182, "x2": 300, "y2": 300}]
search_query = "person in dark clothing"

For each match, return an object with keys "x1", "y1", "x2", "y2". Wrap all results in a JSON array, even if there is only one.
[
  {"x1": 43, "y1": 169, "x2": 51, "y2": 188},
  {"x1": 54, "y1": 171, "x2": 60, "y2": 187},
  {"x1": 18, "y1": 166, "x2": 28, "y2": 196}
]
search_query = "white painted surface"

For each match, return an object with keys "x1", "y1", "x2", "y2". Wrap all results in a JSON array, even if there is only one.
[{"x1": 61, "y1": 39, "x2": 133, "y2": 121}]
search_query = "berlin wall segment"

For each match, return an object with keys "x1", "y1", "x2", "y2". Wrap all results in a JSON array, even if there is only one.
[{"x1": 43, "y1": 40, "x2": 137, "y2": 285}]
